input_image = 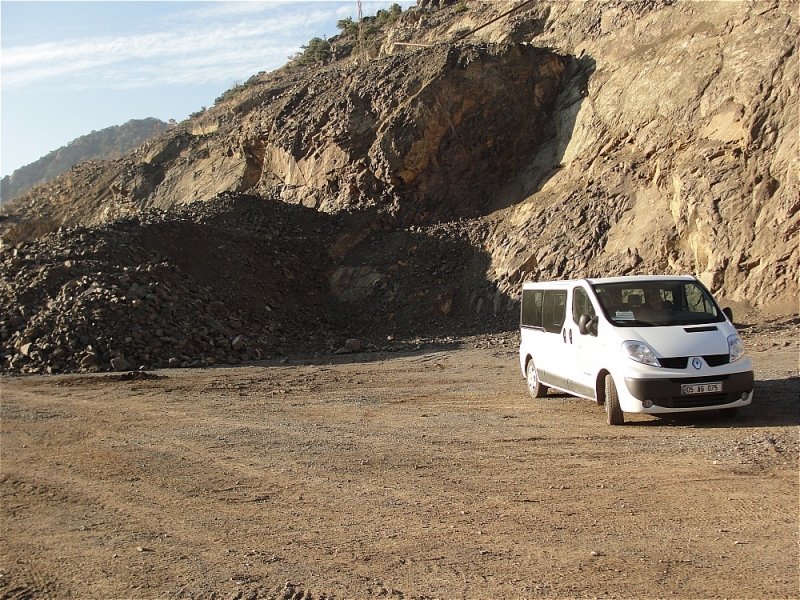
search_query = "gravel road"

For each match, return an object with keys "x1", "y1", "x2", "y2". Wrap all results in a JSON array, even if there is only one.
[{"x1": 1, "y1": 324, "x2": 797, "y2": 599}]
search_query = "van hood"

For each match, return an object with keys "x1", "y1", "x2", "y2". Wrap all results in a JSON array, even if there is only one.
[{"x1": 618, "y1": 325, "x2": 730, "y2": 358}]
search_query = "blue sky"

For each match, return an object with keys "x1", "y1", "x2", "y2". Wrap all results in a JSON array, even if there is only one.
[{"x1": 1, "y1": 1, "x2": 416, "y2": 177}]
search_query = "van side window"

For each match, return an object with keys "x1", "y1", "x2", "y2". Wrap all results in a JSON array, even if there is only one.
[
  {"x1": 572, "y1": 287, "x2": 596, "y2": 323},
  {"x1": 686, "y1": 284, "x2": 717, "y2": 315},
  {"x1": 520, "y1": 289, "x2": 544, "y2": 328},
  {"x1": 542, "y1": 290, "x2": 567, "y2": 334}
]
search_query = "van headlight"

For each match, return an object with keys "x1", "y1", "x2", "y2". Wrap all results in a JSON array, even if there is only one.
[
  {"x1": 622, "y1": 341, "x2": 661, "y2": 367},
  {"x1": 728, "y1": 334, "x2": 745, "y2": 363}
]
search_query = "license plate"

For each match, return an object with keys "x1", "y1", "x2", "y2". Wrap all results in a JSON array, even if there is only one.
[{"x1": 681, "y1": 382, "x2": 723, "y2": 395}]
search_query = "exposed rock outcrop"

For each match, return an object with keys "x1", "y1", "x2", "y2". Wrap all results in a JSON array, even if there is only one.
[{"x1": 2, "y1": 43, "x2": 567, "y2": 226}]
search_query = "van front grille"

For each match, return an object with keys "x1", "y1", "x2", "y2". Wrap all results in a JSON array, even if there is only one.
[
  {"x1": 659, "y1": 355, "x2": 729, "y2": 369},
  {"x1": 660, "y1": 357, "x2": 688, "y2": 369},
  {"x1": 668, "y1": 394, "x2": 733, "y2": 408},
  {"x1": 703, "y1": 354, "x2": 729, "y2": 367}
]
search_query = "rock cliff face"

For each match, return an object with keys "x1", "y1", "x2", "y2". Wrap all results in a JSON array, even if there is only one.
[
  {"x1": 1, "y1": 0, "x2": 797, "y2": 373},
  {"x1": 472, "y1": 0, "x2": 798, "y2": 315}
]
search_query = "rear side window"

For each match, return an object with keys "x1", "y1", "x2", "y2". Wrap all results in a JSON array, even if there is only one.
[
  {"x1": 542, "y1": 290, "x2": 567, "y2": 334},
  {"x1": 521, "y1": 289, "x2": 544, "y2": 328}
]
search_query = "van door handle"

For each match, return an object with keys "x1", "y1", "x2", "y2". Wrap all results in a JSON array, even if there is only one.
[
  {"x1": 569, "y1": 329, "x2": 573, "y2": 344},
  {"x1": 562, "y1": 329, "x2": 567, "y2": 343}
]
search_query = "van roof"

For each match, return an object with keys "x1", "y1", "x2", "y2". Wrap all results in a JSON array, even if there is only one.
[{"x1": 521, "y1": 275, "x2": 697, "y2": 289}]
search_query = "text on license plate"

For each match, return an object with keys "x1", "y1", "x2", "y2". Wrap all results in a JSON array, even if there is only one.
[{"x1": 681, "y1": 382, "x2": 723, "y2": 395}]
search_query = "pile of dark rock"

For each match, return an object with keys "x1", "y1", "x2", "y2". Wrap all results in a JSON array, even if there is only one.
[
  {"x1": 1, "y1": 250, "x2": 296, "y2": 374},
  {"x1": 0, "y1": 196, "x2": 337, "y2": 374},
  {"x1": 3, "y1": 257, "x2": 254, "y2": 374}
]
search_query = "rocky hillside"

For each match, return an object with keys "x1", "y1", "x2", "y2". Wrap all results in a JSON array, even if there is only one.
[
  {"x1": 1, "y1": 118, "x2": 170, "y2": 205},
  {"x1": 1, "y1": 0, "x2": 797, "y2": 374}
]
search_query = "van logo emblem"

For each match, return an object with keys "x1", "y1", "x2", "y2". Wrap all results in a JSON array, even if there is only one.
[{"x1": 692, "y1": 358, "x2": 702, "y2": 370}]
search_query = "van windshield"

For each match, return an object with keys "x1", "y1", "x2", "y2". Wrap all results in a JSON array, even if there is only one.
[{"x1": 591, "y1": 280, "x2": 725, "y2": 327}]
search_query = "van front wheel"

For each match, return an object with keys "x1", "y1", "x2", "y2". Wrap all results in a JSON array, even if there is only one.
[
  {"x1": 604, "y1": 375, "x2": 624, "y2": 425},
  {"x1": 526, "y1": 360, "x2": 547, "y2": 398}
]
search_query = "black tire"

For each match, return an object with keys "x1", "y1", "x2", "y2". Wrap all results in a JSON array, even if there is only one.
[
  {"x1": 526, "y1": 359, "x2": 547, "y2": 398},
  {"x1": 604, "y1": 374, "x2": 624, "y2": 425}
]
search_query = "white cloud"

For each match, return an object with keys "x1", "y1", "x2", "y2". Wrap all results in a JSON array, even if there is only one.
[{"x1": 1, "y1": 3, "x2": 345, "y2": 89}]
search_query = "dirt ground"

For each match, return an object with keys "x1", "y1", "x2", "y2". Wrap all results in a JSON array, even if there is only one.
[{"x1": 1, "y1": 320, "x2": 797, "y2": 600}]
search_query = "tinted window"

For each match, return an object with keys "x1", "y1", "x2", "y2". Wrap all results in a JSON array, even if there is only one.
[
  {"x1": 542, "y1": 290, "x2": 567, "y2": 334},
  {"x1": 686, "y1": 284, "x2": 716, "y2": 314},
  {"x1": 521, "y1": 289, "x2": 544, "y2": 328},
  {"x1": 572, "y1": 287, "x2": 596, "y2": 323}
]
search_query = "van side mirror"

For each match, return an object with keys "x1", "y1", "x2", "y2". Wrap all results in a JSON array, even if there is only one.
[
  {"x1": 723, "y1": 307, "x2": 733, "y2": 322},
  {"x1": 578, "y1": 314, "x2": 598, "y2": 336}
]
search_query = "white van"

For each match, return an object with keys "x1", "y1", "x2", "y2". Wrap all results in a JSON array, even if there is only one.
[{"x1": 518, "y1": 275, "x2": 753, "y2": 424}]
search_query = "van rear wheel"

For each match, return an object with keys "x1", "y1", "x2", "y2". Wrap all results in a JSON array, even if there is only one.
[
  {"x1": 526, "y1": 360, "x2": 547, "y2": 398},
  {"x1": 604, "y1": 375, "x2": 624, "y2": 425}
]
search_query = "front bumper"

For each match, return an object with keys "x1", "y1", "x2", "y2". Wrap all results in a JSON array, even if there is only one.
[{"x1": 624, "y1": 370, "x2": 754, "y2": 409}]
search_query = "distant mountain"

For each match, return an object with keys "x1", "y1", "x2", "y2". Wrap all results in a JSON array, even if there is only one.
[{"x1": 0, "y1": 118, "x2": 171, "y2": 204}]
